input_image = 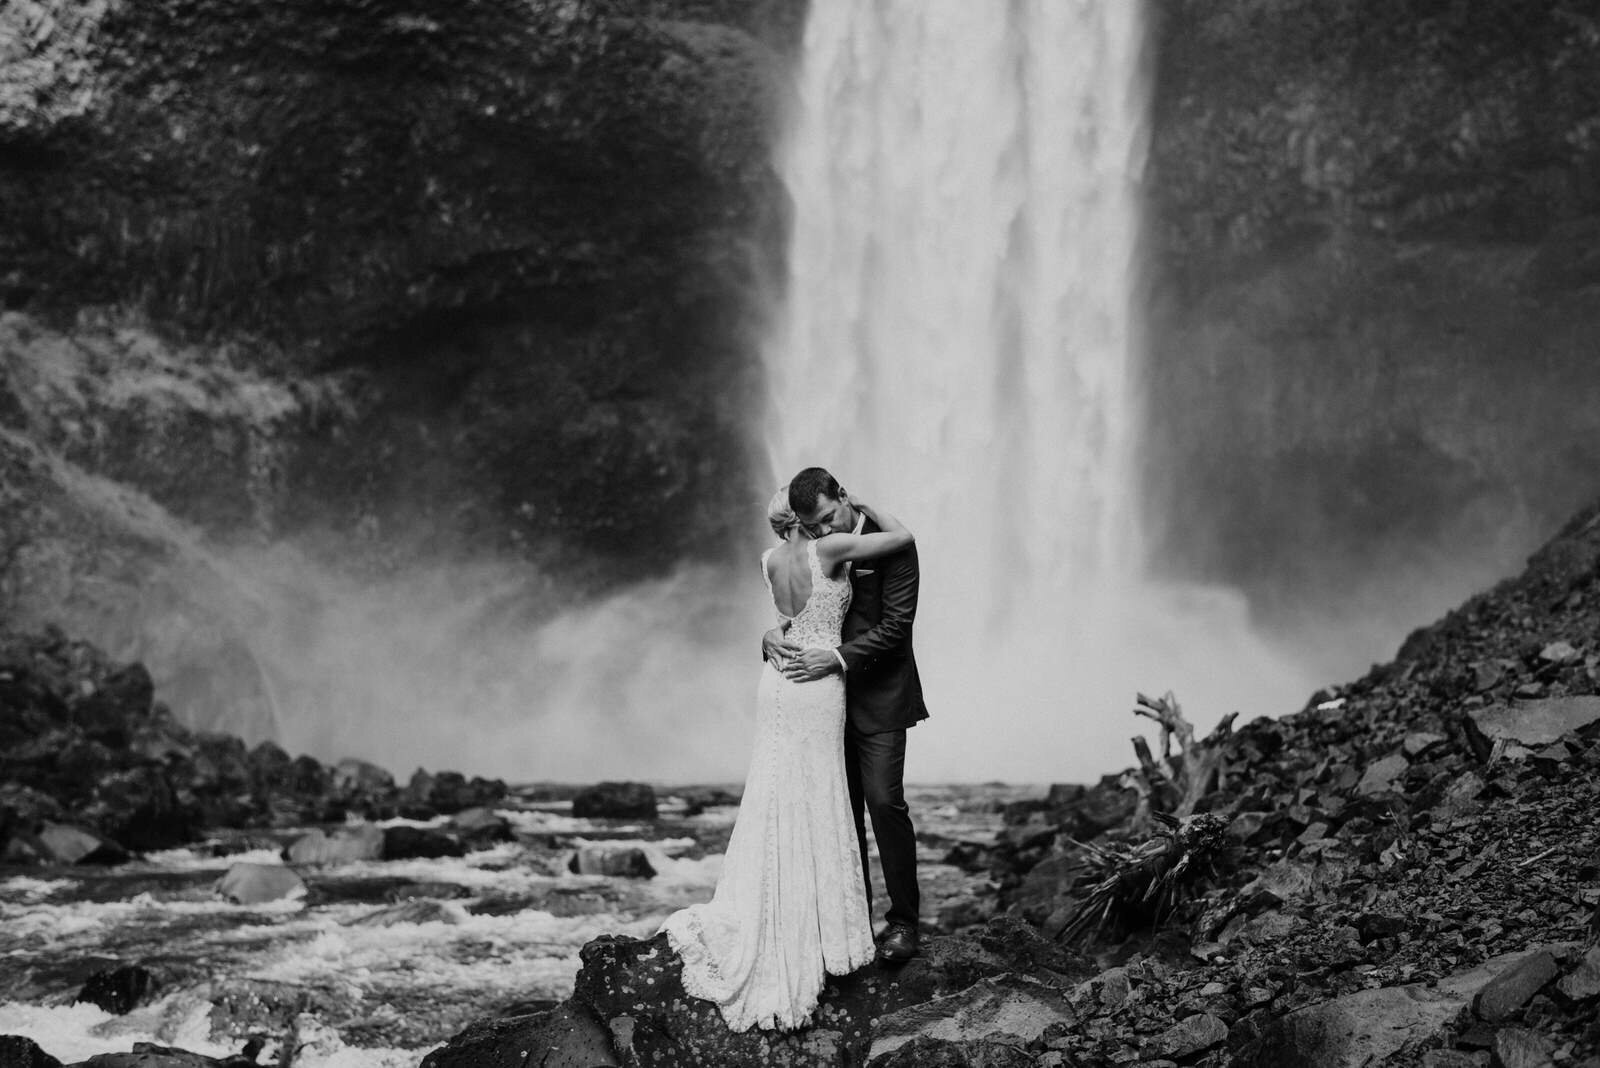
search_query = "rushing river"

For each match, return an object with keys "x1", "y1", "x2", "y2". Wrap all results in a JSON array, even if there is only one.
[{"x1": 0, "y1": 784, "x2": 1026, "y2": 1065}]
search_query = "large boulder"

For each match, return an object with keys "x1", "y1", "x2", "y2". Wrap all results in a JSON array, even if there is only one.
[
  {"x1": 409, "y1": 771, "x2": 508, "y2": 816},
  {"x1": 421, "y1": 1005, "x2": 619, "y2": 1068},
  {"x1": 568, "y1": 927, "x2": 1032, "y2": 1067},
  {"x1": 866, "y1": 975, "x2": 1076, "y2": 1062},
  {"x1": 330, "y1": 758, "x2": 395, "y2": 799},
  {"x1": 25, "y1": 822, "x2": 128, "y2": 865},
  {"x1": 568, "y1": 844, "x2": 656, "y2": 879},
  {"x1": 1466, "y1": 697, "x2": 1600, "y2": 749},
  {"x1": 89, "y1": 765, "x2": 198, "y2": 852},
  {"x1": 572, "y1": 782, "x2": 658, "y2": 820},
  {"x1": 283, "y1": 824, "x2": 384, "y2": 866},
  {"x1": 214, "y1": 862, "x2": 305, "y2": 906},
  {"x1": 1233, "y1": 946, "x2": 1576, "y2": 1068},
  {"x1": 0, "y1": 1035, "x2": 64, "y2": 1068},
  {"x1": 75, "y1": 966, "x2": 162, "y2": 1016},
  {"x1": 450, "y1": 806, "x2": 513, "y2": 848},
  {"x1": 428, "y1": 920, "x2": 1048, "y2": 1068},
  {"x1": 382, "y1": 825, "x2": 465, "y2": 861}
]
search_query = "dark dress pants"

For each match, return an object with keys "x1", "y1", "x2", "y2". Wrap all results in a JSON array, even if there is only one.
[{"x1": 844, "y1": 721, "x2": 919, "y2": 929}]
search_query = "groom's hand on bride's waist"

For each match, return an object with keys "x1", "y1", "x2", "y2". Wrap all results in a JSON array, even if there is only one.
[
  {"x1": 782, "y1": 648, "x2": 843, "y2": 682},
  {"x1": 762, "y1": 627, "x2": 800, "y2": 667}
]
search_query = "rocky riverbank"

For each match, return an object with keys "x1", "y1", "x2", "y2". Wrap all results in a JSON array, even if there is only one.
[
  {"x1": 8, "y1": 499, "x2": 1599, "y2": 1065},
  {"x1": 417, "y1": 499, "x2": 1600, "y2": 1066}
]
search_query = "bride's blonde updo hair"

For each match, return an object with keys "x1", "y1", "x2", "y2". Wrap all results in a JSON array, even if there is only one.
[{"x1": 767, "y1": 486, "x2": 800, "y2": 539}]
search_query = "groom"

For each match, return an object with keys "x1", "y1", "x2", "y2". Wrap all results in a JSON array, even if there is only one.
[{"x1": 763, "y1": 467, "x2": 929, "y2": 963}]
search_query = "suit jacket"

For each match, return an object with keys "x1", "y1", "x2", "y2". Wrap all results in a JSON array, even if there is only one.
[{"x1": 839, "y1": 515, "x2": 929, "y2": 734}]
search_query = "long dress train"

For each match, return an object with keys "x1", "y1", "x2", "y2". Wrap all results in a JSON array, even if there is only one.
[{"x1": 659, "y1": 539, "x2": 876, "y2": 1031}]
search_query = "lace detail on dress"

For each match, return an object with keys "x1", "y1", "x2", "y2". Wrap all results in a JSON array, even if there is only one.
[{"x1": 659, "y1": 539, "x2": 874, "y2": 1032}]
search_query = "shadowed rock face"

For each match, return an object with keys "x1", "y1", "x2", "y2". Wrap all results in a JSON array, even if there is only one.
[
  {"x1": 1, "y1": 0, "x2": 801, "y2": 584},
  {"x1": 422, "y1": 922, "x2": 1094, "y2": 1068},
  {"x1": 1142, "y1": 0, "x2": 1600, "y2": 630}
]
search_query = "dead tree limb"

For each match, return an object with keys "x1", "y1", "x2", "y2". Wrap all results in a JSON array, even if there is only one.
[{"x1": 1131, "y1": 692, "x2": 1240, "y2": 817}]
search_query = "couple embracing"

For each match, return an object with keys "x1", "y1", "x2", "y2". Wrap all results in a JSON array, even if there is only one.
[{"x1": 659, "y1": 466, "x2": 929, "y2": 1032}]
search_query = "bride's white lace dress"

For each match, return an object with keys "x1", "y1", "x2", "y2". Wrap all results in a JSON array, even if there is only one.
[{"x1": 659, "y1": 539, "x2": 876, "y2": 1031}]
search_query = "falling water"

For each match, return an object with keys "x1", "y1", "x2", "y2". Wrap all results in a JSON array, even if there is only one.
[{"x1": 766, "y1": 1, "x2": 1319, "y2": 781}]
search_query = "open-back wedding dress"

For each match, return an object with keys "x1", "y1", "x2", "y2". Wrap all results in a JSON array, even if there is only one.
[{"x1": 659, "y1": 539, "x2": 876, "y2": 1031}]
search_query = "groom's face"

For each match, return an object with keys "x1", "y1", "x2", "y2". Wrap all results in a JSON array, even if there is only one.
[{"x1": 798, "y1": 492, "x2": 854, "y2": 538}]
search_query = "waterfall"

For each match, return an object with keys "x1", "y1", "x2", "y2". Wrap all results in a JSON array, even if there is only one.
[{"x1": 765, "y1": 1, "x2": 1317, "y2": 781}]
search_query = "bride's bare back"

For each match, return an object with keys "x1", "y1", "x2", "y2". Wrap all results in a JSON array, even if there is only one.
[
  {"x1": 766, "y1": 540, "x2": 814, "y2": 619},
  {"x1": 765, "y1": 500, "x2": 914, "y2": 619}
]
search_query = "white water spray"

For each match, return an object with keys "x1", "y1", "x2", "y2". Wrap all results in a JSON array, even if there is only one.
[{"x1": 765, "y1": 1, "x2": 1320, "y2": 781}]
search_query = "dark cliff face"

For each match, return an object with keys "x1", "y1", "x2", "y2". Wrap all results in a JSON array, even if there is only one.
[
  {"x1": 1142, "y1": 0, "x2": 1600, "y2": 629},
  {"x1": 1, "y1": 0, "x2": 803, "y2": 584}
]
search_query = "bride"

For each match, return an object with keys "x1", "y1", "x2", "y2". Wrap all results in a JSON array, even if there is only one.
[{"x1": 658, "y1": 486, "x2": 915, "y2": 1031}]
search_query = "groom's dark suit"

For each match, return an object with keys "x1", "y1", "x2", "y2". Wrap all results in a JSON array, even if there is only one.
[{"x1": 839, "y1": 515, "x2": 928, "y2": 930}]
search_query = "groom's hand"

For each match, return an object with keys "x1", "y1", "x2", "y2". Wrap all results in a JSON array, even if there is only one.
[
  {"x1": 782, "y1": 648, "x2": 841, "y2": 682},
  {"x1": 763, "y1": 627, "x2": 800, "y2": 666}
]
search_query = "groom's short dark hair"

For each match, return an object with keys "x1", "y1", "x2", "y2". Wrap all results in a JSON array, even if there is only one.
[{"x1": 788, "y1": 467, "x2": 841, "y2": 513}]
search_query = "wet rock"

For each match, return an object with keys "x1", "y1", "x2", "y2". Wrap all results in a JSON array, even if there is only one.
[
  {"x1": 1474, "y1": 950, "x2": 1559, "y2": 1023},
  {"x1": 571, "y1": 782, "x2": 657, "y2": 820},
  {"x1": 75, "y1": 965, "x2": 160, "y2": 1015},
  {"x1": 74, "y1": 1042, "x2": 223, "y2": 1066},
  {"x1": 283, "y1": 824, "x2": 384, "y2": 866},
  {"x1": 1467, "y1": 697, "x2": 1600, "y2": 748},
  {"x1": 942, "y1": 842, "x2": 994, "y2": 872},
  {"x1": 1234, "y1": 984, "x2": 1474, "y2": 1067},
  {"x1": 1221, "y1": 909, "x2": 1305, "y2": 947},
  {"x1": 868, "y1": 1035, "x2": 1035, "y2": 1068},
  {"x1": 75, "y1": 663, "x2": 156, "y2": 738},
  {"x1": 1556, "y1": 945, "x2": 1600, "y2": 1001},
  {"x1": 1490, "y1": 1026, "x2": 1556, "y2": 1068},
  {"x1": 287, "y1": 755, "x2": 329, "y2": 797},
  {"x1": 345, "y1": 900, "x2": 464, "y2": 927},
  {"x1": 92, "y1": 766, "x2": 199, "y2": 852},
  {"x1": 422, "y1": 1004, "x2": 619, "y2": 1068},
  {"x1": 1404, "y1": 731, "x2": 1447, "y2": 757},
  {"x1": 30, "y1": 821, "x2": 128, "y2": 865},
  {"x1": 330, "y1": 758, "x2": 394, "y2": 798},
  {"x1": 246, "y1": 742, "x2": 294, "y2": 792},
  {"x1": 450, "y1": 807, "x2": 513, "y2": 847},
  {"x1": 669, "y1": 785, "x2": 741, "y2": 816},
  {"x1": 188, "y1": 734, "x2": 250, "y2": 792},
  {"x1": 0, "y1": 784, "x2": 64, "y2": 833},
  {"x1": 1420, "y1": 1051, "x2": 1486, "y2": 1068},
  {"x1": 0, "y1": 1034, "x2": 64, "y2": 1068},
  {"x1": 214, "y1": 862, "x2": 305, "y2": 905},
  {"x1": 1227, "y1": 810, "x2": 1271, "y2": 843},
  {"x1": 1140, "y1": 1012, "x2": 1227, "y2": 1061},
  {"x1": 1068, "y1": 967, "x2": 1131, "y2": 1014},
  {"x1": 1537, "y1": 641, "x2": 1580, "y2": 663},
  {"x1": 1355, "y1": 913, "x2": 1410, "y2": 943},
  {"x1": 414, "y1": 771, "x2": 507, "y2": 815},
  {"x1": 937, "y1": 895, "x2": 994, "y2": 930},
  {"x1": 867, "y1": 974, "x2": 1075, "y2": 1061},
  {"x1": 382, "y1": 825, "x2": 465, "y2": 861},
  {"x1": 553, "y1": 926, "x2": 1021, "y2": 1068},
  {"x1": 1437, "y1": 771, "x2": 1487, "y2": 820},
  {"x1": 384, "y1": 881, "x2": 472, "y2": 903},
  {"x1": 568, "y1": 844, "x2": 656, "y2": 879},
  {"x1": 1356, "y1": 752, "x2": 1409, "y2": 796}
]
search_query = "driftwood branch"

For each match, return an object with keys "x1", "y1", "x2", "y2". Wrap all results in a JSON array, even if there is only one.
[{"x1": 1130, "y1": 692, "x2": 1240, "y2": 817}]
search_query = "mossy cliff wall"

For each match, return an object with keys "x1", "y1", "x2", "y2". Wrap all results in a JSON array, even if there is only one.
[
  {"x1": 1143, "y1": 0, "x2": 1600, "y2": 625},
  {"x1": 1, "y1": 0, "x2": 805, "y2": 591}
]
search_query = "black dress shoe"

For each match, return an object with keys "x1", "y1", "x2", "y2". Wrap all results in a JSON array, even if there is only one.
[{"x1": 877, "y1": 923, "x2": 918, "y2": 963}]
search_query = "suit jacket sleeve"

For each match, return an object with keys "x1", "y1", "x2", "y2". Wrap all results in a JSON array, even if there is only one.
[{"x1": 838, "y1": 544, "x2": 919, "y2": 673}]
